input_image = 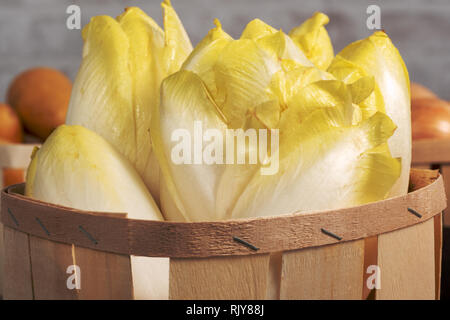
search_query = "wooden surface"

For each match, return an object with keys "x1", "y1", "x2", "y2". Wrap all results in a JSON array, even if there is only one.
[
  {"x1": 411, "y1": 139, "x2": 450, "y2": 227},
  {"x1": 279, "y1": 240, "x2": 364, "y2": 300},
  {"x1": 169, "y1": 254, "x2": 270, "y2": 299},
  {"x1": 440, "y1": 165, "x2": 450, "y2": 226},
  {"x1": 75, "y1": 246, "x2": 133, "y2": 300},
  {"x1": 362, "y1": 236, "x2": 379, "y2": 299},
  {"x1": 377, "y1": 218, "x2": 436, "y2": 300},
  {"x1": 0, "y1": 143, "x2": 38, "y2": 296},
  {"x1": 29, "y1": 236, "x2": 77, "y2": 299},
  {"x1": 1, "y1": 170, "x2": 446, "y2": 258},
  {"x1": 434, "y1": 214, "x2": 443, "y2": 299},
  {"x1": 2, "y1": 227, "x2": 33, "y2": 299}
]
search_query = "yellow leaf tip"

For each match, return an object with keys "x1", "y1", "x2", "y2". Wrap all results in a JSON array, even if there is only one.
[
  {"x1": 30, "y1": 146, "x2": 40, "y2": 160},
  {"x1": 213, "y1": 18, "x2": 222, "y2": 29},
  {"x1": 313, "y1": 11, "x2": 330, "y2": 25},
  {"x1": 162, "y1": 0, "x2": 172, "y2": 8}
]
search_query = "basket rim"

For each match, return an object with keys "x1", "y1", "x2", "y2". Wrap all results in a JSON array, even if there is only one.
[{"x1": 0, "y1": 169, "x2": 446, "y2": 258}]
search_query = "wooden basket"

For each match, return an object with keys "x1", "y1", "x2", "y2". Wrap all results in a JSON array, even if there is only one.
[
  {"x1": 0, "y1": 169, "x2": 446, "y2": 300},
  {"x1": 412, "y1": 139, "x2": 450, "y2": 227},
  {"x1": 412, "y1": 139, "x2": 450, "y2": 298},
  {"x1": 0, "y1": 143, "x2": 38, "y2": 298}
]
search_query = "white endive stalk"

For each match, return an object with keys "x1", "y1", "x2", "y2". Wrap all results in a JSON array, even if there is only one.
[
  {"x1": 26, "y1": 125, "x2": 168, "y2": 299},
  {"x1": 66, "y1": 2, "x2": 192, "y2": 203},
  {"x1": 329, "y1": 31, "x2": 411, "y2": 197},
  {"x1": 153, "y1": 18, "x2": 401, "y2": 222}
]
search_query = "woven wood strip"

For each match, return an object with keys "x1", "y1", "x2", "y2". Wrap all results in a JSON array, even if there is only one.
[{"x1": 0, "y1": 170, "x2": 446, "y2": 258}]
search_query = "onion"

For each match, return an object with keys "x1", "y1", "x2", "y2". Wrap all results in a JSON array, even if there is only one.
[
  {"x1": 411, "y1": 82, "x2": 437, "y2": 100},
  {"x1": 412, "y1": 98, "x2": 450, "y2": 139},
  {"x1": 411, "y1": 82, "x2": 437, "y2": 101}
]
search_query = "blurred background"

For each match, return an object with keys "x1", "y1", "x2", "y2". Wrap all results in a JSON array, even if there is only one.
[{"x1": 0, "y1": 0, "x2": 449, "y2": 101}]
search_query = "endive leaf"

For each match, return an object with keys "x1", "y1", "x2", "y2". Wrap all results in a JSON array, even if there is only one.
[
  {"x1": 327, "y1": 55, "x2": 386, "y2": 119},
  {"x1": 347, "y1": 76, "x2": 375, "y2": 104},
  {"x1": 162, "y1": 0, "x2": 193, "y2": 74},
  {"x1": 230, "y1": 110, "x2": 400, "y2": 219},
  {"x1": 152, "y1": 70, "x2": 227, "y2": 221},
  {"x1": 66, "y1": 4, "x2": 192, "y2": 202},
  {"x1": 182, "y1": 19, "x2": 233, "y2": 97},
  {"x1": 67, "y1": 15, "x2": 137, "y2": 178},
  {"x1": 25, "y1": 125, "x2": 167, "y2": 300},
  {"x1": 256, "y1": 30, "x2": 313, "y2": 66},
  {"x1": 269, "y1": 61, "x2": 334, "y2": 107},
  {"x1": 117, "y1": 7, "x2": 165, "y2": 201},
  {"x1": 241, "y1": 18, "x2": 277, "y2": 40},
  {"x1": 241, "y1": 18, "x2": 313, "y2": 65},
  {"x1": 214, "y1": 39, "x2": 281, "y2": 128},
  {"x1": 26, "y1": 125, "x2": 163, "y2": 220},
  {"x1": 335, "y1": 31, "x2": 411, "y2": 197},
  {"x1": 289, "y1": 12, "x2": 334, "y2": 70},
  {"x1": 285, "y1": 80, "x2": 354, "y2": 125}
]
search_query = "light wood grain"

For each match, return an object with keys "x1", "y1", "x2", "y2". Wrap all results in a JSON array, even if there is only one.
[
  {"x1": 280, "y1": 240, "x2": 364, "y2": 300},
  {"x1": 169, "y1": 254, "x2": 270, "y2": 299},
  {"x1": 1, "y1": 169, "x2": 445, "y2": 258},
  {"x1": 266, "y1": 252, "x2": 282, "y2": 299},
  {"x1": 412, "y1": 164, "x2": 431, "y2": 170},
  {"x1": 362, "y1": 236, "x2": 378, "y2": 299},
  {"x1": 29, "y1": 236, "x2": 77, "y2": 300},
  {"x1": 2, "y1": 227, "x2": 33, "y2": 299},
  {"x1": 74, "y1": 246, "x2": 133, "y2": 300},
  {"x1": 0, "y1": 144, "x2": 34, "y2": 297},
  {"x1": 377, "y1": 218, "x2": 436, "y2": 300},
  {"x1": 440, "y1": 165, "x2": 450, "y2": 227},
  {"x1": 434, "y1": 214, "x2": 442, "y2": 299}
]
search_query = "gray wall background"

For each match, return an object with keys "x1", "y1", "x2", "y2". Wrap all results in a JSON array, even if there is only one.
[{"x1": 0, "y1": 0, "x2": 449, "y2": 100}]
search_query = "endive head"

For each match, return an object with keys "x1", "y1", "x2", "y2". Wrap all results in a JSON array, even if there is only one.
[
  {"x1": 26, "y1": 124, "x2": 167, "y2": 299},
  {"x1": 180, "y1": 18, "x2": 330, "y2": 130},
  {"x1": 289, "y1": 12, "x2": 334, "y2": 70},
  {"x1": 328, "y1": 31, "x2": 411, "y2": 197},
  {"x1": 66, "y1": 1, "x2": 192, "y2": 202},
  {"x1": 152, "y1": 20, "x2": 402, "y2": 222},
  {"x1": 26, "y1": 125, "x2": 163, "y2": 221}
]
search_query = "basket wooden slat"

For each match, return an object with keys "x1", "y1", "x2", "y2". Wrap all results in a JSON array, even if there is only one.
[
  {"x1": 29, "y1": 236, "x2": 76, "y2": 300},
  {"x1": 3, "y1": 227, "x2": 33, "y2": 299},
  {"x1": 362, "y1": 236, "x2": 378, "y2": 299},
  {"x1": 377, "y1": 218, "x2": 436, "y2": 299},
  {"x1": 74, "y1": 246, "x2": 133, "y2": 300},
  {"x1": 0, "y1": 143, "x2": 39, "y2": 299},
  {"x1": 170, "y1": 254, "x2": 270, "y2": 300},
  {"x1": 434, "y1": 214, "x2": 443, "y2": 299},
  {"x1": 280, "y1": 240, "x2": 365, "y2": 299}
]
